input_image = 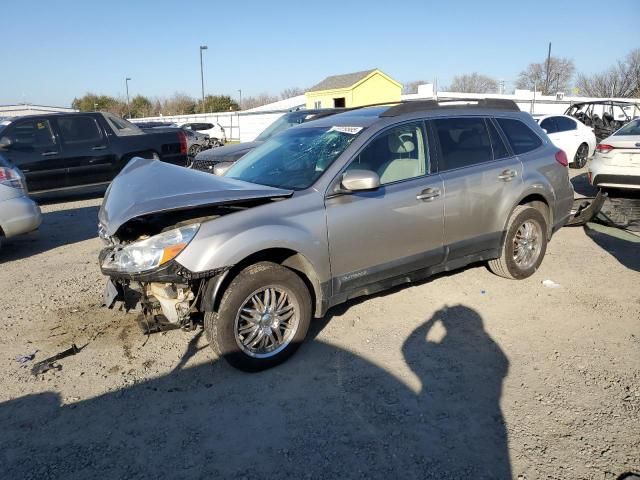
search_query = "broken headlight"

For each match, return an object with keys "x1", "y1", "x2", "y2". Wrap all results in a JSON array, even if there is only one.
[{"x1": 102, "y1": 224, "x2": 199, "y2": 273}]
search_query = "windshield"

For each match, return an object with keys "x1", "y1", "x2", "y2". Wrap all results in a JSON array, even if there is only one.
[
  {"x1": 614, "y1": 119, "x2": 640, "y2": 136},
  {"x1": 255, "y1": 111, "x2": 317, "y2": 141},
  {"x1": 225, "y1": 126, "x2": 363, "y2": 190}
]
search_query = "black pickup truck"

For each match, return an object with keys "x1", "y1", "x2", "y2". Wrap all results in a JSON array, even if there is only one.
[{"x1": 0, "y1": 112, "x2": 188, "y2": 194}]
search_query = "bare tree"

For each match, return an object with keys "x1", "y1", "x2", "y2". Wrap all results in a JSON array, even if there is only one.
[
  {"x1": 402, "y1": 80, "x2": 429, "y2": 95},
  {"x1": 516, "y1": 57, "x2": 575, "y2": 95},
  {"x1": 161, "y1": 93, "x2": 197, "y2": 115},
  {"x1": 448, "y1": 73, "x2": 498, "y2": 93},
  {"x1": 575, "y1": 49, "x2": 640, "y2": 98},
  {"x1": 280, "y1": 87, "x2": 304, "y2": 100},
  {"x1": 241, "y1": 93, "x2": 279, "y2": 110}
]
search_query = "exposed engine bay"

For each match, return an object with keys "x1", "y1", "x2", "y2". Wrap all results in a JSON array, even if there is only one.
[{"x1": 101, "y1": 201, "x2": 270, "y2": 332}]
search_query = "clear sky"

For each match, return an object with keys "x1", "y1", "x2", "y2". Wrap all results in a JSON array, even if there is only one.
[{"x1": 2, "y1": 0, "x2": 639, "y2": 106}]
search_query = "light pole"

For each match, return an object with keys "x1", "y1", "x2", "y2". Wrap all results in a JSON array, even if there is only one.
[
  {"x1": 125, "y1": 77, "x2": 131, "y2": 118},
  {"x1": 200, "y1": 45, "x2": 208, "y2": 113},
  {"x1": 237, "y1": 89, "x2": 242, "y2": 110}
]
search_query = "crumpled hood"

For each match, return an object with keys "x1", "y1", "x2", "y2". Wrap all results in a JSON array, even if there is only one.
[
  {"x1": 194, "y1": 141, "x2": 262, "y2": 162},
  {"x1": 99, "y1": 157, "x2": 292, "y2": 236}
]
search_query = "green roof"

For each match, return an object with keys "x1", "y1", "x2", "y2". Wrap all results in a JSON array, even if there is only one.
[{"x1": 307, "y1": 69, "x2": 377, "y2": 92}]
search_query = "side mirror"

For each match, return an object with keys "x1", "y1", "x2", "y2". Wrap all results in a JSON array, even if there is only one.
[
  {"x1": 340, "y1": 169, "x2": 380, "y2": 192},
  {"x1": 542, "y1": 128, "x2": 548, "y2": 134},
  {"x1": 0, "y1": 136, "x2": 13, "y2": 150}
]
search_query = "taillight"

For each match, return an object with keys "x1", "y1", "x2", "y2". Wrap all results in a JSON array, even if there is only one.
[
  {"x1": 595, "y1": 144, "x2": 614, "y2": 154},
  {"x1": 555, "y1": 150, "x2": 568, "y2": 167},
  {"x1": 0, "y1": 166, "x2": 26, "y2": 192},
  {"x1": 178, "y1": 130, "x2": 187, "y2": 155}
]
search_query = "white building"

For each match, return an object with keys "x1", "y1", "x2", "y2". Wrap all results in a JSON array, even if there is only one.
[{"x1": 0, "y1": 104, "x2": 77, "y2": 117}]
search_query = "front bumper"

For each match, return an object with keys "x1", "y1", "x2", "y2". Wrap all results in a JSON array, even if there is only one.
[{"x1": 0, "y1": 195, "x2": 42, "y2": 238}]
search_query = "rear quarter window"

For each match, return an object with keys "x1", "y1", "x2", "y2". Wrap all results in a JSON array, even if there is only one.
[{"x1": 496, "y1": 118, "x2": 542, "y2": 155}]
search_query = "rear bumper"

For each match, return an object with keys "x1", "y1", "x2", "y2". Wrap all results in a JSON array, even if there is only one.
[
  {"x1": 591, "y1": 174, "x2": 640, "y2": 189},
  {"x1": 0, "y1": 195, "x2": 42, "y2": 238},
  {"x1": 589, "y1": 158, "x2": 640, "y2": 189}
]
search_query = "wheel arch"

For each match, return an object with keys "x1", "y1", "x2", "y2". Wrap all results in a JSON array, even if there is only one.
[
  {"x1": 201, "y1": 248, "x2": 326, "y2": 319},
  {"x1": 502, "y1": 191, "x2": 553, "y2": 246}
]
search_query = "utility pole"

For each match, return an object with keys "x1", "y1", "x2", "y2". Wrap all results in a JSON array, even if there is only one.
[
  {"x1": 200, "y1": 45, "x2": 208, "y2": 113},
  {"x1": 545, "y1": 42, "x2": 552, "y2": 95},
  {"x1": 125, "y1": 77, "x2": 131, "y2": 118},
  {"x1": 238, "y1": 89, "x2": 242, "y2": 110}
]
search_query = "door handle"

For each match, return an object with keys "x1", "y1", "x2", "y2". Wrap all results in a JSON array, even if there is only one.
[
  {"x1": 41, "y1": 151, "x2": 59, "y2": 157},
  {"x1": 416, "y1": 188, "x2": 441, "y2": 201},
  {"x1": 498, "y1": 169, "x2": 517, "y2": 181},
  {"x1": 92, "y1": 145, "x2": 107, "y2": 151}
]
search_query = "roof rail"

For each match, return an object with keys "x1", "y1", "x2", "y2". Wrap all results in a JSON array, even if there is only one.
[{"x1": 380, "y1": 98, "x2": 520, "y2": 117}]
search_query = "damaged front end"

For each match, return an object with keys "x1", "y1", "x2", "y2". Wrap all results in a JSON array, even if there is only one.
[{"x1": 98, "y1": 157, "x2": 293, "y2": 331}]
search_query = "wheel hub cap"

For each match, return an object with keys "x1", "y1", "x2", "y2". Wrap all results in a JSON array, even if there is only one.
[{"x1": 234, "y1": 286, "x2": 299, "y2": 358}]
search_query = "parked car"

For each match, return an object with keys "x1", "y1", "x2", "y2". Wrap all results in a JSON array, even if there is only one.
[
  {"x1": 589, "y1": 118, "x2": 640, "y2": 190},
  {"x1": 565, "y1": 100, "x2": 640, "y2": 142},
  {"x1": 98, "y1": 99, "x2": 574, "y2": 371},
  {"x1": 0, "y1": 113, "x2": 188, "y2": 195},
  {"x1": 142, "y1": 124, "x2": 211, "y2": 157},
  {"x1": 533, "y1": 114, "x2": 596, "y2": 168},
  {"x1": 180, "y1": 122, "x2": 226, "y2": 146},
  {"x1": 0, "y1": 157, "x2": 41, "y2": 252},
  {"x1": 190, "y1": 109, "x2": 340, "y2": 173}
]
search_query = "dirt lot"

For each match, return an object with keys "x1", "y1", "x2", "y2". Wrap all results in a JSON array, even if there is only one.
[{"x1": 1, "y1": 170, "x2": 638, "y2": 479}]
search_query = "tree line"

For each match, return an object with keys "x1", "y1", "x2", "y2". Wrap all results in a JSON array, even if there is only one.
[
  {"x1": 71, "y1": 88, "x2": 306, "y2": 117},
  {"x1": 73, "y1": 49, "x2": 639, "y2": 117},
  {"x1": 402, "y1": 48, "x2": 639, "y2": 97}
]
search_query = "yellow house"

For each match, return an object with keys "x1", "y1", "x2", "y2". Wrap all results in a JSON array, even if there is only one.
[{"x1": 305, "y1": 69, "x2": 402, "y2": 109}]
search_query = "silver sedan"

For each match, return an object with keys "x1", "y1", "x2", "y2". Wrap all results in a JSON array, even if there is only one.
[{"x1": 0, "y1": 163, "x2": 41, "y2": 251}]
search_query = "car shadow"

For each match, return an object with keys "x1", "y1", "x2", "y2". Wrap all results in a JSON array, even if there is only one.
[
  {"x1": 584, "y1": 222, "x2": 640, "y2": 272},
  {"x1": 0, "y1": 305, "x2": 511, "y2": 479},
  {"x1": 0, "y1": 205, "x2": 99, "y2": 262}
]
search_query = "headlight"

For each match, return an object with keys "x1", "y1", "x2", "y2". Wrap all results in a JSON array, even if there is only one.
[{"x1": 102, "y1": 224, "x2": 199, "y2": 273}]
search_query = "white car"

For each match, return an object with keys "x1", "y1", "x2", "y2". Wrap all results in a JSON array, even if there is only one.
[
  {"x1": 534, "y1": 114, "x2": 596, "y2": 169},
  {"x1": 589, "y1": 119, "x2": 640, "y2": 190},
  {"x1": 179, "y1": 122, "x2": 226, "y2": 145}
]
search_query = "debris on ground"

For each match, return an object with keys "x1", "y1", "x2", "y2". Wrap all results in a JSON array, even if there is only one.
[
  {"x1": 15, "y1": 351, "x2": 38, "y2": 364},
  {"x1": 30, "y1": 344, "x2": 84, "y2": 376},
  {"x1": 542, "y1": 279, "x2": 561, "y2": 289}
]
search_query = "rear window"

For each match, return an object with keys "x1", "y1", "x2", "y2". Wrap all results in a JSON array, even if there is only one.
[
  {"x1": 496, "y1": 118, "x2": 542, "y2": 155},
  {"x1": 614, "y1": 119, "x2": 640, "y2": 136},
  {"x1": 104, "y1": 114, "x2": 142, "y2": 136}
]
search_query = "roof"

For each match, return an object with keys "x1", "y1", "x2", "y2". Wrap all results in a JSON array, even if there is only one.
[{"x1": 307, "y1": 69, "x2": 378, "y2": 92}]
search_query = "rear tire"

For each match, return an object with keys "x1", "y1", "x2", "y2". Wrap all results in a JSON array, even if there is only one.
[
  {"x1": 572, "y1": 143, "x2": 589, "y2": 169},
  {"x1": 488, "y1": 206, "x2": 548, "y2": 280},
  {"x1": 204, "y1": 262, "x2": 311, "y2": 372}
]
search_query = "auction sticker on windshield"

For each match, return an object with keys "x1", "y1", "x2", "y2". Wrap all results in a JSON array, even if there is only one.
[{"x1": 328, "y1": 126, "x2": 363, "y2": 135}]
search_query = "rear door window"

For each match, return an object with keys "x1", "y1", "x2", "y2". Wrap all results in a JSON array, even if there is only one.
[
  {"x1": 434, "y1": 117, "x2": 493, "y2": 171},
  {"x1": 57, "y1": 116, "x2": 103, "y2": 144},
  {"x1": 555, "y1": 116, "x2": 577, "y2": 132},
  {"x1": 496, "y1": 118, "x2": 542, "y2": 155},
  {"x1": 487, "y1": 119, "x2": 510, "y2": 159}
]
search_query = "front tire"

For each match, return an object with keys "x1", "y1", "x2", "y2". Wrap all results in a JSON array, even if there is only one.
[
  {"x1": 488, "y1": 206, "x2": 548, "y2": 280},
  {"x1": 205, "y1": 262, "x2": 311, "y2": 372}
]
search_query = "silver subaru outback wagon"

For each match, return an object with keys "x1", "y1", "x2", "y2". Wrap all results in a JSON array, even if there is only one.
[{"x1": 98, "y1": 99, "x2": 574, "y2": 371}]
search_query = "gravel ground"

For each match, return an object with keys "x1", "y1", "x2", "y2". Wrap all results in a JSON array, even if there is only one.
[{"x1": 0, "y1": 169, "x2": 638, "y2": 479}]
